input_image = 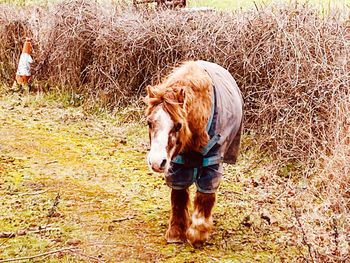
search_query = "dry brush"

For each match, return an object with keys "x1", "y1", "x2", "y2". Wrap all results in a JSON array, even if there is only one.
[{"x1": 0, "y1": 1, "x2": 349, "y2": 261}]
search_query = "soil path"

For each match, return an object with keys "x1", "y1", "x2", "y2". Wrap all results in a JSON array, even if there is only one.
[{"x1": 0, "y1": 93, "x2": 301, "y2": 262}]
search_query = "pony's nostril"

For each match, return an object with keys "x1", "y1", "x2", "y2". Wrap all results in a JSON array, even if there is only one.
[{"x1": 160, "y1": 159, "x2": 167, "y2": 169}]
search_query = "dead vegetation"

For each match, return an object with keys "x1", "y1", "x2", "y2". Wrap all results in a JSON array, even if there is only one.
[{"x1": 0, "y1": 1, "x2": 349, "y2": 261}]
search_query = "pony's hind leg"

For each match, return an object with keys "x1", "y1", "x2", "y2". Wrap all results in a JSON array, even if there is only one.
[
  {"x1": 186, "y1": 191, "x2": 215, "y2": 247},
  {"x1": 166, "y1": 188, "x2": 190, "y2": 243}
]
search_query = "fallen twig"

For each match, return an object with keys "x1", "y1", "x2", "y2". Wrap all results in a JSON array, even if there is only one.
[
  {"x1": 0, "y1": 233, "x2": 15, "y2": 239},
  {"x1": 47, "y1": 192, "x2": 60, "y2": 217},
  {"x1": 0, "y1": 227, "x2": 60, "y2": 239},
  {"x1": 45, "y1": 160, "x2": 58, "y2": 165},
  {"x1": 332, "y1": 218, "x2": 339, "y2": 257},
  {"x1": 31, "y1": 228, "x2": 61, "y2": 234},
  {"x1": 18, "y1": 190, "x2": 47, "y2": 196},
  {"x1": 111, "y1": 215, "x2": 135, "y2": 222},
  {"x1": 0, "y1": 234, "x2": 14, "y2": 248},
  {"x1": 0, "y1": 247, "x2": 74, "y2": 262},
  {"x1": 292, "y1": 205, "x2": 315, "y2": 263}
]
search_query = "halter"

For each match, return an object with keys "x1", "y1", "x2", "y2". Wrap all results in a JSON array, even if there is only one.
[{"x1": 172, "y1": 85, "x2": 222, "y2": 169}]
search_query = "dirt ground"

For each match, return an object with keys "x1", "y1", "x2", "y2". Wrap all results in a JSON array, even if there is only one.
[{"x1": 0, "y1": 90, "x2": 306, "y2": 262}]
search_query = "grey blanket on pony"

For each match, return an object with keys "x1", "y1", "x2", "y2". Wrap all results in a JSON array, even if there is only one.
[{"x1": 165, "y1": 60, "x2": 243, "y2": 193}]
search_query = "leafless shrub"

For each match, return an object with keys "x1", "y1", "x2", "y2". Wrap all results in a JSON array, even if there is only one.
[
  {"x1": 0, "y1": 5, "x2": 29, "y2": 81},
  {"x1": 1, "y1": 1, "x2": 348, "y2": 160},
  {"x1": 0, "y1": 1, "x2": 349, "y2": 261},
  {"x1": 291, "y1": 98, "x2": 350, "y2": 262}
]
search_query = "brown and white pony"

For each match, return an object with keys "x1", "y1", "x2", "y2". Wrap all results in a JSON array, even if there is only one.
[{"x1": 145, "y1": 61, "x2": 242, "y2": 246}]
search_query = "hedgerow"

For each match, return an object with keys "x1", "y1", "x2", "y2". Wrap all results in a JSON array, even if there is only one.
[{"x1": 0, "y1": 1, "x2": 349, "y2": 261}]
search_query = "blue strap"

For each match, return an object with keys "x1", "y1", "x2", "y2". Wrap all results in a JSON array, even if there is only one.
[
  {"x1": 206, "y1": 86, "x2": 215, "y2": 132},
  {"x1": 172, "y1": 85, "x2": 222, "y2": 168},
  {"x1": 202, "y1": 155, "x2": 222, "y2": 167},
  {"x1": 193, "y1": 168, "x2": 198, "y2": 180},
  {"x1": 172, "y1": 153, "x2": 222, "y2": 167},
  {"x1": 200, "y1": 134, "x2": 221, "y2": 156},
  {"x1": 172, "y1": 155, "x2": 184, "y2": 164}
]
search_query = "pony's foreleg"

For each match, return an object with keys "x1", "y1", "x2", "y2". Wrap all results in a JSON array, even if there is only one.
[
  {"x1": 186, "y1": 191, "x2": 215, "y2": 247},
  {"x1": 166, "y1": 188, "x2": 190, "y2": 243}
]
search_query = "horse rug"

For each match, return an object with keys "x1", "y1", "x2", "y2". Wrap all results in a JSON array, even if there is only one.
[{"x1": 165, "y1": 60, "x2": 243, "y2": 194}]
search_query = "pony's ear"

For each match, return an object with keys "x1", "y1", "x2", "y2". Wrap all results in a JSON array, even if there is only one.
[
  {"x1": 146, "y1": 85, "x2": 155, "y2": 98},
  {"x1": 176, "y1": 86, "x2": 186, "y2": 104},
  {"x1": 144, "y1": 85, "x2": 155, "y2": 105}
]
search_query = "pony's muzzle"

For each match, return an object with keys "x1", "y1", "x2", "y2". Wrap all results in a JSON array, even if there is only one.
[
  {"x1": 147, "y1": 153, "x2": 169, "y2": 173},
  {"x1": 153, "y1": 159, "x2": 167, "y2": 172}
]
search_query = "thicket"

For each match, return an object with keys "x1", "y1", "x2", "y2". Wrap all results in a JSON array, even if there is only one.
[{"x1": 0, "y1": 1, "x2": 349, "y2": 261}]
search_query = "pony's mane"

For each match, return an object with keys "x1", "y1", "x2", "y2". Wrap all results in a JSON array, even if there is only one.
[{"x1": 145, "y1": 61, "x2": 213, "y2": 152}]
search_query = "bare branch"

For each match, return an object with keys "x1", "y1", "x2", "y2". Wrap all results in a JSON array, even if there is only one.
[{"x1": 0, "y1": 247, "x2": 75, "y2": 263}]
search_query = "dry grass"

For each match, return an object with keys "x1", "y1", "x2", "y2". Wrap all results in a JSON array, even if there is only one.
[
  {"x1": 0, "y1": 90, "x2": 301, "y2": 262},
  {"x1": 0, "y1": 1, "x2": 348, "y2": 158},
  {"x1": 0, "y1": 1, "x2": 349, "y2": 261}
]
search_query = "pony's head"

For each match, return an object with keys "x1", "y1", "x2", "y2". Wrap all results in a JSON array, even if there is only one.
[
  {"x1": 145, "y1": 84, "x2": 191, "y2": 172},
  {"x1": 145, "y1": 61, "x2": 213, "y2": 173}
]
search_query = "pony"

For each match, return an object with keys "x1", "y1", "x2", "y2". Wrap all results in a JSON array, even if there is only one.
[{"x1": 145, "y1": 60, "x2": 243, "y2": 247}]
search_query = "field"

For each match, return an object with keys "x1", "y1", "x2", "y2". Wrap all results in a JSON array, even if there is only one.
[
  {"x1": 0, "y1": 88, "x2": 305, "y2": 262},
  {"x1": 0, "y1": 0, "x2": 349, "y2": 262}
]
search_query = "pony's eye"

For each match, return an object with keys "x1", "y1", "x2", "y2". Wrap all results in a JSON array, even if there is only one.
[
  {"x1": 174, "y1": 123, "x2": 182, "y2": 132},
  {"x1": 147, "y1": 121, "x2": 152, "y2": 129}
]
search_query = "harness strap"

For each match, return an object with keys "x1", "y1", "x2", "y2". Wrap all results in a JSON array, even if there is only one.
[
  {"x1": 206, "y1": 87, "x2": 216, "y2": 132},
  {"x1": 172, "y1": 154, "x2": 222, "y2": 167},
  {"x1": 202, "y1": 155, "x2": 223, "y2": 167},
  {"x1": 172, "y1": 152, "x2": 222, "y2": 167},
  {"x1": 200, "y1": 134, "x2": 221, "y2": 156},
  {"x1": 172, "y1": 155, "x2": 184, "y2": 164},
  {"x1": 172, "y1": 85, "x2": 222, "y2": 168}
]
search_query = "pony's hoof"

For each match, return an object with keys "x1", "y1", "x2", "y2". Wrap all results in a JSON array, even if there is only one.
[
  {"x1": 186, "y1": 226, "x2": 210, "y2": 247},
  {"x1": 166, "y1": 227, "x2": 186, "y2": 243}
]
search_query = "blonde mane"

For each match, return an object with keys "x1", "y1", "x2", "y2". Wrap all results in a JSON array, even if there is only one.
[{"x1": 145, "y1": 61, "x2": 213, "y2": 152}]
